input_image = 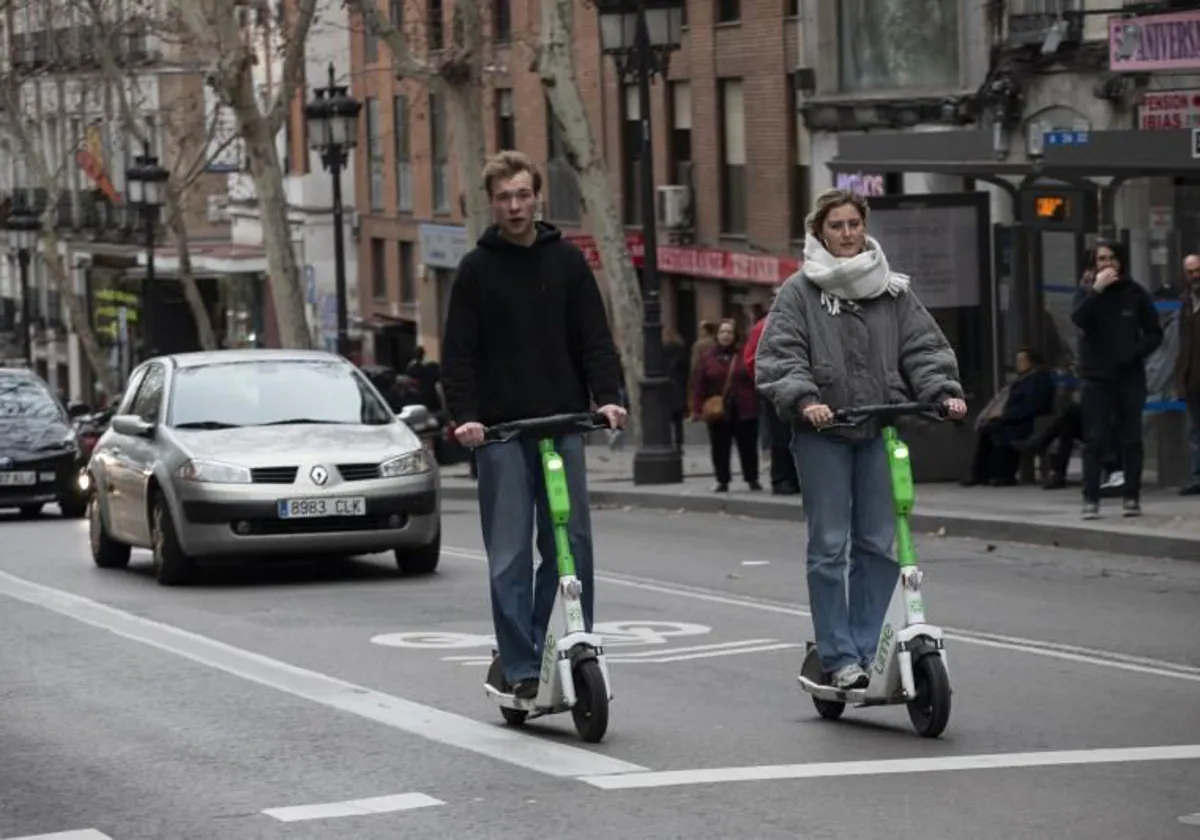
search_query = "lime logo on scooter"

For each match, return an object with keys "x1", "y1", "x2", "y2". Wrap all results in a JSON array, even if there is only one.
[
  {"x1": 540, "y1": 631, "x2": 557, "y2": 683},
  {"x1": 873, "y1": 623, "x2": 894, "y2": 676}
]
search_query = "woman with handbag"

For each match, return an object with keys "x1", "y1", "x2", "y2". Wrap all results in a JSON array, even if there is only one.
[{"x1": 691, "y1": 318, "x2": 761, "y2": 492}]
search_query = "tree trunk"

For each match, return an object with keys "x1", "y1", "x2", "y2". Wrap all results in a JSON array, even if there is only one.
[
  {"x1": 229, "y1": 79, "x2": 312, "y2": 350},
  {"x1": 446, "y1": 1, "x2": 491, "y2": 243},
  {"x1": 165, "y1": 191, "x2": 219, "y2": 351},
  {"x1": 537, "y1": 0, "x2": 645, "y2": 439},
  {"x1": 39, "y1": 221, "x2": 118, "y2": 398}
]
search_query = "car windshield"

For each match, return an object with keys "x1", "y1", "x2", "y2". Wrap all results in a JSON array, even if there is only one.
[
  {"x1": 168, "y1": 360, "x2": 395, "y2": 428},
  {"x1": 0, "y1": 376, "x2": 62, "y2": 420}
]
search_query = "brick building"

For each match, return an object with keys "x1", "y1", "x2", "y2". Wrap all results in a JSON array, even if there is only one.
[{"x1": 350, "y1": 0, "x2": 808, "y2": 367}]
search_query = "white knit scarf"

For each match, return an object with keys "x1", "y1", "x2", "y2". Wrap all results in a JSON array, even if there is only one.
[{"x1": 802, "y1": 233, "x2": 910, "y2": 315}]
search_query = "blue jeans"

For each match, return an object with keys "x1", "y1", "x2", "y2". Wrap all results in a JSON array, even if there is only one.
[
  {"x1": 475, "y1": 433, "x2": 595, "y2": 684},
  {"x1": 791, "y1": 432, "x2": 899, "y2": 673}
]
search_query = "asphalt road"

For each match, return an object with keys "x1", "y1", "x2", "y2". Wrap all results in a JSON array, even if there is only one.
[{"x1": 2, "y1": 499, "x2": 1198, "y2": 839}]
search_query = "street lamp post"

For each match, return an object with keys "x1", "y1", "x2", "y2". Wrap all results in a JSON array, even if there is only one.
[
  {"x1": 595, "y1": 0, "x2": 685, "y2": 485},
  {"x1": 5, "y1": 195, "x2": 41, "y2": 366},
  {"x1": 304, "y1": 63, "x2": 362, "y2": 358},
  {"x1": 126, "y1": 141, "x2": 169, "y2": 361}
]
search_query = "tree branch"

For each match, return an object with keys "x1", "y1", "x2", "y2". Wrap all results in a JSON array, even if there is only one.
[
  {"x1": 346, "y1": 0, "x2": 434, "y2": 82},
  {"x1": 266, "y1": 0, "x2": 318, "y2": 134}
]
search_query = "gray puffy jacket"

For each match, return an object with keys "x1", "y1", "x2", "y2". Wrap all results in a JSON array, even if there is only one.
[{"x1": 755, "y1": 273, "x2": 963, "y2": 440}]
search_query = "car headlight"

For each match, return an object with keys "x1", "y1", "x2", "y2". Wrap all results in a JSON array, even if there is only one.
[
  {"x1": 380, "y1": 450, "x2": 432, "y2": 477},
  {"x1": 177, "y1": 459, "x2": 252, "y2": 484}
]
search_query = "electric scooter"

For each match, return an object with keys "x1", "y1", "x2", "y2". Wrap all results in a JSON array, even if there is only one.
[
  {"x1": 796, "y1": 401, "x2": 954, "y2": 738},
  {"x1": 478, "y1": 412, "x2": 613, "y2": 744}
]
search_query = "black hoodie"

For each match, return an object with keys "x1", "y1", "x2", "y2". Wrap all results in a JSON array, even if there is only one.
[
  {"x1": 441, "y1": 222, "x2": 623, "y2": 426},
  {"x1": 1070, "y1": 276, "x2": 1163, "y2": 381}
]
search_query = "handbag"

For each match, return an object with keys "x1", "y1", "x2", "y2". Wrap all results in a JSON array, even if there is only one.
[{"x1": 701, "y1": 356, "x2": 738, "y2": 423}]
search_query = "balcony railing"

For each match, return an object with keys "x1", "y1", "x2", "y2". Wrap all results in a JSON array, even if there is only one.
[{"x1": 1007, "y1": 0, "x2": 1084, "y2": 47}]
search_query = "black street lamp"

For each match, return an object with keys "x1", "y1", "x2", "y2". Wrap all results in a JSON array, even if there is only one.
[
  {"x1": 5, "y1": 194, "x2": 40, "y2": 366},
  {"x1": 304, "y1": 63, "x2": 362, "y2": 358},
  {"x1": 596, "y1": 0, "x2": 685, "y2": 485},
  {"x1": 126, "y1": 141, "x2": 169, "y2": 361}
]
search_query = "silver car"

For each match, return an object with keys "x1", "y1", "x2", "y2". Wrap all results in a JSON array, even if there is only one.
[{"x1": 86, "y1": 349, "x2": 440, "y2": 585}]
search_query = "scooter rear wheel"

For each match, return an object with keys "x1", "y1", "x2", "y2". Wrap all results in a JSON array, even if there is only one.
[
  {"x1": 907, "y1": 653, "x2": 951, "y2": 738},
  {"x1": 571, "y1": 660, "x2": 609, "y2": 743}
]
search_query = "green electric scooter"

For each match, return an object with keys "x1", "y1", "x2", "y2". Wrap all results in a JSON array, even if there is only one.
[
  {"x1": 796, "y1": 401, "x2": 954, "y2": 738},
  {"x1": 478, "y1": 412, "x2": 612, "y2": 743}
]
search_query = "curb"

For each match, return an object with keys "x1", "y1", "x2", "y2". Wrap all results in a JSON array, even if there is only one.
[{"x1": 439, "y1": 482, "x2": 1200, "y2": 562}]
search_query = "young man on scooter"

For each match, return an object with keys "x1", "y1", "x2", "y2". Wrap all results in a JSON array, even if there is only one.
[{"x1": 442, "y1": 151, "x2": 627, "y2": 700}]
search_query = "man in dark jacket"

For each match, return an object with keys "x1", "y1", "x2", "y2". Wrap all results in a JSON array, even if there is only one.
[
  {"x1": 1070, "y1": 240, "x2": 1163, "y2": 518},
  {"x1": 441, "y1": 151, "x2": 626, "y2": 700}
]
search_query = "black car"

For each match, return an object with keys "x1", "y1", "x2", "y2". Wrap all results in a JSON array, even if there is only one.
[{"x1": 0, "y1": 368, "x2": 89, "y2": 518}]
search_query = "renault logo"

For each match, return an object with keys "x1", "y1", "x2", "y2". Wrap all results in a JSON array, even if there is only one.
[
  {"x1": 309, "y1": 465, "x2": 329, "y2": 486},
  {"x1": 0, "y1": 457, "x2": 11, "y2": 470}
]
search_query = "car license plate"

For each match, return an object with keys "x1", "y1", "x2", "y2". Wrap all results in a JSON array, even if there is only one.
[
  {"x1": 0, "y1": 471, "x2": 36, "y2": 486},
  {"x1": 277, "y1": 496, "x2": 367, "y2": 519}
]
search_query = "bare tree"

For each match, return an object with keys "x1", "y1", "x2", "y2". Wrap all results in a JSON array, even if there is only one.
[
  {"x1": 536, "y1": 0, "x2": 645, "y2": 439},
  {"x1": 0, "y1": 0, "x2": 122, "y2": 396},
  {"x1": 84, "y1": 0, "x2": 228, "y2": 351},
  {"x1": 174, "y1": 0, "x2": 318, "y2": 349},
  {"x1": 347, "y1": 0, "x2": 490, "y2": 241}
]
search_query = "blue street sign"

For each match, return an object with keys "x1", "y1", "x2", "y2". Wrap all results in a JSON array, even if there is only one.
[{"x1": 1044, "y1": 130, "x2": 1089, "y2": 147}]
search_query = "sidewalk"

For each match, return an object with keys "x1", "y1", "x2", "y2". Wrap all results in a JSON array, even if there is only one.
[{"x1": 438, "y1": 443, "x2": 1200, "y2": 561}]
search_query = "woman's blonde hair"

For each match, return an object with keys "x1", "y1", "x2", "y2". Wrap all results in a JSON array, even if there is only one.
[{"x1": 805, "y1": 188, "x2": 870, "y2": 239}]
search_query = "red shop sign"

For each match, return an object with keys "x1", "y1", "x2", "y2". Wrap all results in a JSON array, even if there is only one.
[{"x1": 564, "y1": 232, "x2": 799, "y2": 286}]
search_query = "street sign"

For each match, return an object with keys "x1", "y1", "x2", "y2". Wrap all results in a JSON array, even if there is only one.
[{"x1": 1044, "y1": 130, "x2": 1089, "y2": 147}]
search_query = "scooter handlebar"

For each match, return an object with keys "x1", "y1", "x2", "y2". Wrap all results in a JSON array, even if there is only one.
[
  {"x1": 481, "y1": 412, "x2": 610, "y2": 444},
  {"x1": 825, "y1": 401, "x2": 949, "y2": 429}
]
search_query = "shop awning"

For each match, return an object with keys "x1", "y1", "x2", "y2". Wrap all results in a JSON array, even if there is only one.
[{"x1": 134, "y1": 242, "x2": 267, "y2": 275}]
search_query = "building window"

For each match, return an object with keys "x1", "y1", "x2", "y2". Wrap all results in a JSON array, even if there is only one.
[
  {"x1": 787, "y1": 0, "x2": 798, "y2": 15},
  {"x1": 838, "y1": 0, "x2": 959, "y2": 92},
  {"x1": 389, "y1": 0, "x2": 402, "y2": 28},
  {"x1": 493, "y1": 0, "x2": 511, "y2": 43},
  {"x1": 668, "y1": 80, "x2": 692, "y2": 188},
  {"x1": 718, "y1": 78, "x2": 746, "y2": 236},
  {"x1": 717, "y1": 0, "x2": 739, "y2": 23},
  {"x1": 621, "y1": 86, "x2": 642, "y2": 226},
  {"x1": 394, "y1": 94, "x2": 412, "y2": 211},
  {"x1": 430, "y1": 92, "x2": 449, "y2": 213},
  {"x1": 371, "y1": 237, "x2": 387, "y2": 301},
  {"x1": 427, "y1": 0, "x2": 444, "y2": 50},
  {"x1": 399, "y1": 241, "x2": 416, "y2": 306},
  {"x1": 787, "y1": 74, "x2": 808, "y2": 240},
  {"x1": 366, "y1": 97, "x2": 384, "y2": 211},
  {"x1": 495, "y1": 89, "x2": 515, "y2": 151},
  {"x1": 545, "y1": 96, "x2": 582, "y2": 225},
  {"x1": 363, "y1": 12, "x2": 379, "y2": 63}
]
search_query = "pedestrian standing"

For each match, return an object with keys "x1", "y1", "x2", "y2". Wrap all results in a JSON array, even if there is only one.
[
  {"x1": 1070, "y1": 240, "x2": 1163, "y2": 519},
  {"x1": 1176, "y1": 252, "x2": 1200, "y2": 495}
]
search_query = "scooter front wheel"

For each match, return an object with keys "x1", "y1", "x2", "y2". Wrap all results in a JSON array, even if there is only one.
[
  {"x1": 907, "y1": 653, "x2": 951, "y2": 738},
  {"x1": 571, "y1": 660, "x2": 609, "y2": 743},
  {"x1": 812, "y1": 696, "x2": 845, "y2": 721}
]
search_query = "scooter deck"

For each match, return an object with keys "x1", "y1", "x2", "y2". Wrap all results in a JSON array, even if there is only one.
[
  {"x1": 483, "y1": 682, "x2": 573, "y2": 716},
  {"x1": 796, "y1": 675, "x2": 909, "y2": 707}
]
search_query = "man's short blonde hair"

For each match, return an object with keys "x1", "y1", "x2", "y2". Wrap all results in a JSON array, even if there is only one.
[{"x1": 482, "y1": 150, "x2": 543, "y2": 198}]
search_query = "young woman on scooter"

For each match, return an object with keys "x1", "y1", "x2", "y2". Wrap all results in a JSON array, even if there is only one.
[{"x1": 754, "y1": 189, "x2": 967, "y2": 691}]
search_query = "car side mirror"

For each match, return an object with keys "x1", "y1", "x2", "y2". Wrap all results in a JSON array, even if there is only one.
[
  {"x1": 398, "y1": 404, "x2": 432, "y2": 428},
  {"x1": 111, "y1": 414, "x2": 156, "y2": 438}
]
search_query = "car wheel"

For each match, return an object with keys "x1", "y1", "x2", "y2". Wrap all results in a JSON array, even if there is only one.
[
  {"x1": 89, "y1": 490, "x2": 131, "y2": 570},
  {"x1": 395, "y1": 528, "x2": 440, "y2": 575},
  {"x1": 18, "y1": 503, "x2": 44, "y2": 519},
  {"x1": 151, "y1": 491, "x2": 195, "y2": 586}
]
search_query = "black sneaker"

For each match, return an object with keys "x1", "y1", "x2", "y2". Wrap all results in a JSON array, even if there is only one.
[
  {"x1": 1122, "y1": 498, "x2": 1142, "y2": 517},
  {"x1": 1081, "y1": 501, "x2": 1099, "y2": 520},
  {"x1": 512, "y1": 678, "x2": 539, "y2": 700},
  {"x1": 1180, "y1": 484, "x2": 1200, "y2": 496}
]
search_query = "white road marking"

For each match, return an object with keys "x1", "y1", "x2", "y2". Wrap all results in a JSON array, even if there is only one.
[
  {"x1": 443, "y1": 546, "x2": 1200, "y2": 683},
  {"x1": 741, "y1": 560, "x2": 770, "y2": 566},
  {"x1": 6, "y1": 832, "x2": 114, "y2": 840},
  {"x1": 579, "y1": 745, "x2": 1200, "y2": 791},
  {"x1": 262, "y1": 792, "x2": 443, "y2": 822},
  {"x1": 0, "y1": 571, "x2": 646, "y2": 779},
  {"x1": 1179, "y1": 812, "x2": 1200, "y2": 826}
]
